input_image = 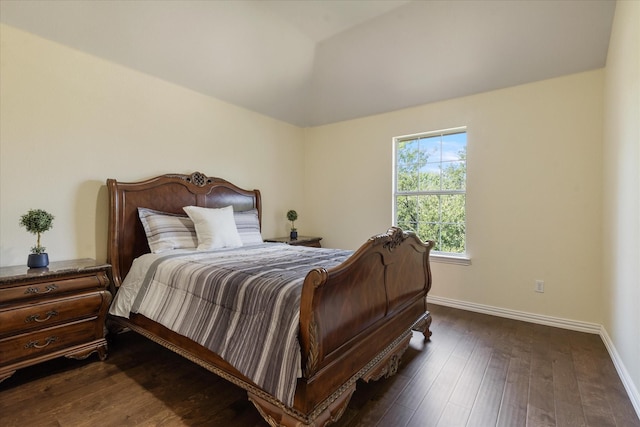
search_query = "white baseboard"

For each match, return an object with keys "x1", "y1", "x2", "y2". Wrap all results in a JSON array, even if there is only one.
[
  {"x1": 427, "y1": 295, "x2": 640, "y2": 420},
  {"x1": 599, "y1": 327, "x2": 640, "y2": 418},
  {"x1": 427, "y1": 295, "x2": 601, "y2": 333}
]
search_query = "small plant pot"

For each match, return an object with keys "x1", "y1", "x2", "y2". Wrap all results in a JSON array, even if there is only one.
[
  {"x1": 27, "y1": 253, "x2": 49, "y2": 268},
  {"x1": 290, "y1": 231, "x2": 298, "y2": 240}
]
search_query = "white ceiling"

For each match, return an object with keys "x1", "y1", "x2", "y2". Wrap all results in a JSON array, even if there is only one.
[{"x1": 0, "y1": 0, "x2": 616, "y2": 127}]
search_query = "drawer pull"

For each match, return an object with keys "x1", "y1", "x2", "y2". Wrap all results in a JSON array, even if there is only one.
[
  {"x1": 24, "y1": 284, "x2": 59, "y2": 295},
  {"x1": 25, "y1": 310, "x2": 59, "y2": 323},
  {"x1": 24, "y1": 336, "x2": 59, "y2": 349}
]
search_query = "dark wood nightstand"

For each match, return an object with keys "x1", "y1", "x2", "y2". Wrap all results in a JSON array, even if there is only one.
[
  {"x1": 0, "y1": 259, "x2": 112, "y2": 382},
  {"x1": 265, "y1": 236, "x2": 323, "y2": 248}
]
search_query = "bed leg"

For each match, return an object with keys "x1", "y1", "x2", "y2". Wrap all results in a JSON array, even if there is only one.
[
  {"x1": 106, "y1": 317, "x2": 128, "y2": 336},
  {"x1": 412, "y1": 311, "x2": 432, "y2": 341}
]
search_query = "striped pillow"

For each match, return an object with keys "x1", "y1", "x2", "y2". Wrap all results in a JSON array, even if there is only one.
[
  {"x1": 138, "y1": 207, "x2": 198, "y2": 253},
  {"x1": 234, "y1": 209, "x2": 263, "y2": 246}
]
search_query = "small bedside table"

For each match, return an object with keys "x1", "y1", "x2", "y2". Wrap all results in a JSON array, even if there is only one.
[
  {"x1": 0, "y1": 259, "x2": 112, "y2": 383},
  {"x1": 265, "y1": 236, "x2": 323, "y2": 248}
]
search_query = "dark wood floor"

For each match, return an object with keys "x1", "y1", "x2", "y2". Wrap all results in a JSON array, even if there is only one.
[{"x1": 1, "y1": 304, "x2": 638, "y2": 427}]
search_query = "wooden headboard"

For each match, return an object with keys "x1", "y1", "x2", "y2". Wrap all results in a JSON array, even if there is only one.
[{"x1": 107, "y1": 172, "x2": 261, "y2": 287}]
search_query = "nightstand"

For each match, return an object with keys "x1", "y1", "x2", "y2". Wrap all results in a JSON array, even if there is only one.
[
  {"x1": 0, "y1": 259, "x2": 112, "y2": 383},
  {"x1": 265, "y1": 236, "x2": 323, "y2": 248}
]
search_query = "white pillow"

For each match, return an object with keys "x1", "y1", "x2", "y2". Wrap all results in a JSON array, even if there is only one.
[{"x1": 183, "y1": 205, "x2": 243, "y2": 250}]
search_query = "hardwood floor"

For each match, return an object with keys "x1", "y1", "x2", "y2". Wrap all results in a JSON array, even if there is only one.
[{"x1": 1, "y1": 304, "x2": 638, "y2": 427}]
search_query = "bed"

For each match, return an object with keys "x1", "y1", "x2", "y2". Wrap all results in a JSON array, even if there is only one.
[{"x1": 106, "y1": 171, "x2": 434, "y2": 427}]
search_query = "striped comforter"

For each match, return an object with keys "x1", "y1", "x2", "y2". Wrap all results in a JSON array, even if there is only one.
[{"x1": 120, "y1": 244, "x2": 352, "y2": 406}]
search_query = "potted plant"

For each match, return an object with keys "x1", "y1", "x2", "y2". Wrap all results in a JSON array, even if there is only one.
[
  {"x1": 286, "y1": 210, "x2": 298, "y2": 240},
  {"x1": 19, "y1": 209, "x2": 54, "y2": 268}
]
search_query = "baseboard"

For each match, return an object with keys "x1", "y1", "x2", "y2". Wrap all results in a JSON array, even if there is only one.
[
  {"x1": 427, "y1": 295, "x2": 601, "y2": 333},
  {"x1": 599, "y1": 327, "x2": 640, "y2": 418},
  {"x1": 427, "y1": 295, "x2": 640, "y2": 420}
]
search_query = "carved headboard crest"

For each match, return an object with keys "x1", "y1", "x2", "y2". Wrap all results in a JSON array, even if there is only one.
[{"x1": 165, "y1": 171, "x2": 212, "y2": 187}]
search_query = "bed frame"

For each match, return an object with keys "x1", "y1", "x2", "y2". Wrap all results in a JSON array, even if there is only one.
[{"x1": 107, "y1": 172, "x2": 434, "y2": 427}]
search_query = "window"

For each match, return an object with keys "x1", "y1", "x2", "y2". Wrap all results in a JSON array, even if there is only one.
[{"x1": 394, "y1": 127, "x2": 467, "y2": 257}]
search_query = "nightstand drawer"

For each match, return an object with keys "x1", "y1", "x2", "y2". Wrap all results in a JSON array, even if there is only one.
[
  {"x1": 0, "y1": 291, "x2": 108, "y2": 337},
  {"x1": 0, "y1": 273, "x2": 108, "y2": 305},
  {"x1": 0, "y1": 318, "x2": 100, "y2": 366}
]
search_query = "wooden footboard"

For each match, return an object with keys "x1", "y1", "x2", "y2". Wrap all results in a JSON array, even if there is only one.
[{"x1": 295, "y1": 227, "x2": 434, "y2": 415}]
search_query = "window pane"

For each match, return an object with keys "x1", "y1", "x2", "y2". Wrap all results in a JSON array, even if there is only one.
[
  {"x1": 397, "y1": 164, "x2": 419, "y2": 191},
  {"x1": 419, "y1": 136, "x2": 441, "y2": 164},
  {"x1": 418, "y1": 223, "x2": 440, "y2": 249},
  {"x1": 397, "y1": 139, "x2": 421, "y2": 171},
  {"x1": 398, "y1": 219, "x2": 417, "y2": 233},
  {"x1": 418, "y1": 195, "x2": 440, "y2": 223},
  {"x1": 421, "y1": 163, "x2": 441, "y2": 191},
  {"x1": 441, "y1": 132, "x2": 466, "y2": 161},
  {"x1": 441, "y1": 160, "x2": 466, "y2": 190},
  {"x1": 440, "y1": 194, "x2": 465, "y2": 223},
  {"x1": 396, "y1": 195, "x2": 417, "y2": 228},
  {"x1": 440, "y1": 224, "x2": 465, "y2": 253}
]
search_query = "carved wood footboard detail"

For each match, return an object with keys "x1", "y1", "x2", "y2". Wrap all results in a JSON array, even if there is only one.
[
  {"x1": 361, "y1": 334, "x2": 411, "y2": 383},
  {"x1": 249, "y1": 384, "x2": 356, "y2": 427},
  {"x1": 248, "y1": 318, "x2": 423, "y2": 427}
]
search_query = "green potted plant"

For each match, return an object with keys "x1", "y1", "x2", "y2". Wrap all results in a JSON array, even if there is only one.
[
  {"x1": 19, "y1": 209, "x2": 54, "y2": 268},
  {"x1": 286, "y1": 209, "x2": 298, "y2": 240}
]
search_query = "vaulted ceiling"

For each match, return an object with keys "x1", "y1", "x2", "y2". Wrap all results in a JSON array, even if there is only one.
[{"x1": 0, "y1": 0, "x2": 616, "y2": 127}]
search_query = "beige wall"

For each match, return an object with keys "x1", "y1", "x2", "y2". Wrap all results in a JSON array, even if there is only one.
[
  {"x1": 602, "y1": 0, "x2": 640, "y2": 409},
  {"x1": 304, "y1": 70, "x2": 604, "y2": 324},
  {"x1": 0, "y1": 24, "x2": 305, "y2": 267}
]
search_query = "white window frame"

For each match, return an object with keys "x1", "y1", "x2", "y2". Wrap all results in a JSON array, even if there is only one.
[{"x1": 393, "y1": 126, "x2": 471, "y2": 265}]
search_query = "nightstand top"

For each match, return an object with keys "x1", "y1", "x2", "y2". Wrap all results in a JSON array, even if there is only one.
[
  {"x1": 265, "y1": 236, "x2": 322, "y2": 245},
  {"x1": 0, "y1": 258, "x2": 110, "y2": 284}
]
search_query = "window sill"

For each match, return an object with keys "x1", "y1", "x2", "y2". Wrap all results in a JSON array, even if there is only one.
[{"x1": 430, "y1": 253, "x2": 472, "y2": 266}]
